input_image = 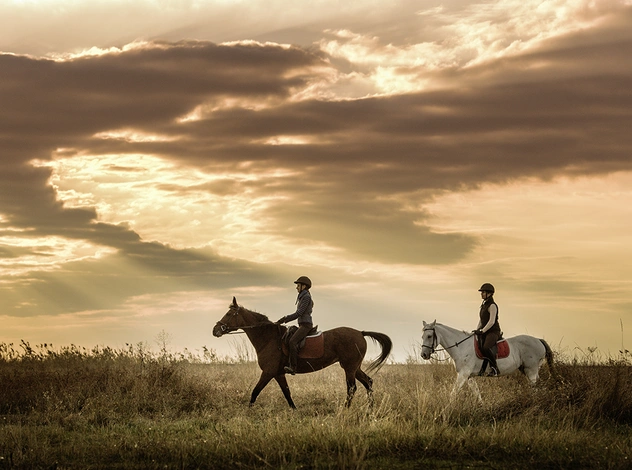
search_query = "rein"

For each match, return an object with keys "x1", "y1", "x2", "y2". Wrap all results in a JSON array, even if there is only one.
[
  {"x1": 215, "y1": 321, "x2": 276, "y2": 335},
  {"x1": 423, "y1": 327, "x2": 475, "y2": 354}
]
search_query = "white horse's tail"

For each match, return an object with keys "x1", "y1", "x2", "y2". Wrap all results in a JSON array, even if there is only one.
[{"x1": 540, "y1": 339, "x2": 556, "y2": 378}]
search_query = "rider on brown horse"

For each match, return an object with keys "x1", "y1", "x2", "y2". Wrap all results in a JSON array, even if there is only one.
[
  {"x1": 275, "y1": 276, "x2": 314, "y2": 375},
  {"x1": 473, "y1": 282, "x2": 502, "y2": 377}
]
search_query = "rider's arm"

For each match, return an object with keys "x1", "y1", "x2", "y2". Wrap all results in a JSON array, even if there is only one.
[
  {"x1": 481, "y1": 304, "x2": 498, "y2": 333},
  {"x1": 284, "y1": 294, "x2": 311, "y2": 322}
]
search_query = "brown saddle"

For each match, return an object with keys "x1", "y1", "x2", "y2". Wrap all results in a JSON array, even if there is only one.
[
  {"x1": 474, "y1": 336, "x2": 510, "y2": 359},
  {"x1": 281, "y1": 325, "x2": 324, "y2": 359}
]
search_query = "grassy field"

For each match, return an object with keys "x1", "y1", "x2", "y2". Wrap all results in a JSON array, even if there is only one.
[{"x1": 1, "y1": 341, "x2": 631, "y2": 469}]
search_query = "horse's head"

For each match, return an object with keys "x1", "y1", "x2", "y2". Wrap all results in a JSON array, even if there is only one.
[
  {"x1": 213, "y1": 296, "x2": 247, "y2": 337},
  {"x1": 420, "y1": 320, "x2": 438, "y2": 360}
]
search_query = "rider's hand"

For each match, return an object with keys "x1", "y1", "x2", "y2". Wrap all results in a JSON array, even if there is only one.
[
  {"x1": 275, "y1": 316, "x2": 286, "y2": 324},
  {"x1": 474, "y1": 329, "x2": 484, "y2": 335}
]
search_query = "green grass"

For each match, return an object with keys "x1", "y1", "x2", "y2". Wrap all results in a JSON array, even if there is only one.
[{"x1": 1, "y1": 342, "x2": 631, "y2": 469}]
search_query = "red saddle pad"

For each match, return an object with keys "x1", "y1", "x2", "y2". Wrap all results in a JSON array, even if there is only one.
[
  {"x1": 474, "y1": 337, "x2": 510, "y2": 359},
  {"x1": 282, "y1": 332, "x2": 324, "y2": 359}
]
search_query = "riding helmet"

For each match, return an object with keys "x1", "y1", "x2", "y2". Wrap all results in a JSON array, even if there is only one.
[
  {"x1": 478, "y1": 283, "x2": 495, "y2": 294},
  {"x1": 294, "y1": 276, "x2": 312, "y2": 289}
]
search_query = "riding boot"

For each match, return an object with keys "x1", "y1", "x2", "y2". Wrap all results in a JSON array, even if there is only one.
[
  {"x1": 284, "y1": 348, "x2": 297, "y2": 375},
  {"x1": 480, "y1": 333, "x2": 500, "y2": 377},
  {"x1": 486, "y1": 355, "x2": 499, "y2": 376},
  {"x1": 478, "y1": 359, "x2": 489, "y2": 376},
  {"x1": 285, "y1": 324, "x2": 311, "y2": 375}
]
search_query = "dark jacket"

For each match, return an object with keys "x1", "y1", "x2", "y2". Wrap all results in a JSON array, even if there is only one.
[
  {"x1": 285, "y1": 289, "x2": 313, "y2": 325},
  {"x1": 479, "y1": 297, "x2": 501, "y2": 335}
]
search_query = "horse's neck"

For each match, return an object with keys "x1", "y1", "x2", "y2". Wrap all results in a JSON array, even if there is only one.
[
  {"x1": 436, "y1": 324, "x2": 470, "y2": 353},
  {"x1": 241, "y1": 309, "x2": 279, "y2": 353},
  {"x1": 242, "y1": 308, "x2": 268, "y2": 325}
]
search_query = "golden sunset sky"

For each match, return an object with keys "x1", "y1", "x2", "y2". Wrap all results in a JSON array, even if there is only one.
[{"x1": 1, "y1": 0, "x2": 631, "y2": 361}]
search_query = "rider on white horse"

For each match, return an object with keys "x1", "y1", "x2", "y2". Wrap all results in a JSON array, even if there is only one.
[{"x1": 474, "y1": 283, "x2": 502, "y2": 377}]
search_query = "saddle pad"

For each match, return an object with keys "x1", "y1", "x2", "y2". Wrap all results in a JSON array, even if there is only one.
[
  {"x1": 474, "y1": 337, "x2": 510, "y2": 359},
  {"x1": 282, "y1": 331, "x2": 324, "y2": 359}
]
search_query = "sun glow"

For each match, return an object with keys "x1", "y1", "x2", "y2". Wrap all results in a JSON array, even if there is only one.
[
  {"x1": 35, "y1": 153, "x2": 335, "y2": 265},
  {"x1": 94, "y1": 129, "x2": 179, "y2": 143},
  {"x1": 0, "y1": 233, "x2": 116, "y2": 277},
  {"x1": 29, "y1": 151, "x2": 383, "y2": 270},
  {"x1": 262, "y1": 135, "x2": 312, "y2": 145},
  {"x1": 318, "y1": 0, "x2": 608, "y2": 95},
  {"x1": 422, "y1": 172, "x2": 632, "y2": 291}
]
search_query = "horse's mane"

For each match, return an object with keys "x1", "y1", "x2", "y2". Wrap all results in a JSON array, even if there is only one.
[
  {"x1": 237, "y1": 305, "x2": 272, "y2": 324},
  {"x1": 434, "y1": 322, "x2": 470, "y2": 336}
]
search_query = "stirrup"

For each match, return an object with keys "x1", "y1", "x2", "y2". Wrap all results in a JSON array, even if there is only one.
[
  {"x1": 284, "y1": 366, "x2": 296, "y2": 375},
  {"x1": 487, "y1": 367, "x2": 499, "y2": 377}
]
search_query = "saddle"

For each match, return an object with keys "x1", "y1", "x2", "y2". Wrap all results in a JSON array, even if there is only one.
[
  {"x1": 474, "y1": 336, "x2": 510, "y2": 359},
  {"x1": 281, "y1": 325, "x2": 324, "y2": 359}
]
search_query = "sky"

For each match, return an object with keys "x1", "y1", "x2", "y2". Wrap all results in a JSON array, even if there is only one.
[{"x1": 1, "y1": 0, "x2": 631, "y2": 363}]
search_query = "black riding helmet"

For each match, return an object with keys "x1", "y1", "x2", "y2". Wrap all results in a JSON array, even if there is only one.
[
  {"x1": 478, "y1": 283, "x2": 495, "y2": 294},
  {"x1": 294, "y1": 276, "x2": 312, "y2": 289}
]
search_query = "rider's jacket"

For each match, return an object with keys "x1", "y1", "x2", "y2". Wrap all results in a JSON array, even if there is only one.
[
  {"x1": 479, "y1": 296, "x2": 501, "y2": 336},
  {"x1": 285, "y1": 289, "x2": 313, "y2": 325}
]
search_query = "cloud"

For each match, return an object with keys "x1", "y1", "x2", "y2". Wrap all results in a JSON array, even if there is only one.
[
  {"x1": 3, "y1": 10, "x2": 632, "y2": 264},
  {"x1": 0, "y1": 41, "x2": 331, "y2": 318},
  {"x1": 1, "y1": 2, "x2": 632, "y2": 330},
  {"x1": 0, "y1": 40, "x2": 325, "y2": 223}
]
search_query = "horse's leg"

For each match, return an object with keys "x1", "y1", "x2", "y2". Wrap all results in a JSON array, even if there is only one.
[
  {"x1": 451, "y1": 372, "x2": 469, "y2": 396},
  {"x1": 344, "y1": 368, "x2": 358, "y2": 408},
  {"x1": 249, "y1": 371, "x2": 274, "y2": 407},
  {"x1": 524, "y1": 365, "x2": 540, "y2": 385},
  {"x1": 466, "y1": 377, "x2": 482, "y2": 402},
  {"x1": 274, "y1": 374, "x2": 296, "y2": 409},
  {"x1": 520, "y1": 351, "x2": 542, "y2": 385},
  {"x1": 355, "y1": 369, "x2": 374, "y2": 407}
]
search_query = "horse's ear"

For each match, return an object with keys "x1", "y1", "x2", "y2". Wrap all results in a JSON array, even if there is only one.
[
  {"x1": 232, "y1": 296, "x2": 238, "y2": 307},
  {"x1": 423, "y1": 321, "x2": 427, "y2": 327},
  {"x1": 431, "y1": 320, "x2": 436, "y2": 327}
]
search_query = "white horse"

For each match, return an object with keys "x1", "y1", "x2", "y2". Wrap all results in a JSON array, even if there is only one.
[{"x1": 420, "y1": 320, "x2": 554, "y2": 398}]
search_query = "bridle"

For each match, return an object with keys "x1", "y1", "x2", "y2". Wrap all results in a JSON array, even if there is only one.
[
  {"x1": 422, "y1": 325, "x2": 474, "y2": 355},
  {"x1": 215, "y1": 320, "x2": 276, "y2": 335},
  {"x1": 215, "y1": 321, "x2": 242, "y2": 335},
  {"x1": 421, "y1": 326, "x2": 439, "y2": 354},
  {"x1": 214, "y1": 306, "x2": 278, "y2": 335}
]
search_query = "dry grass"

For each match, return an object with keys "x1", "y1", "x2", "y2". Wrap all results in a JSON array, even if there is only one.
[{"x1": 0, "y1": 341, "x2": 631, "y2": 469}]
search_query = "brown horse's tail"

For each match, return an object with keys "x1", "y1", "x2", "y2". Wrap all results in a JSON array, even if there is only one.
[
  {"x1": 362, "y1": 331, "x2": 393, "y2": 373},
  {"x1": 540, "y1": 338, "x2": 557, "y2": 379}
]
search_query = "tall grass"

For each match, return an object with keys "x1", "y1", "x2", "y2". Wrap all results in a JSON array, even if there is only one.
[{"x1": 1, "y1": 341, "x2": 631, "y2": 469}]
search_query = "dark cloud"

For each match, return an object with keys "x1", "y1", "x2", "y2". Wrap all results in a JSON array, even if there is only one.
[
  {"x1": 0, "y1": 40, "x2": 325, "y2": 228},
  {"x1": 262, "y1": 197, "x2": 477, "y2": 264},
  {"x1": 0, "y1": 243, "x2": 43, "y2": 260},
  {"x1": 0, "y1": 41, "x2": 322, "y2": 141}
]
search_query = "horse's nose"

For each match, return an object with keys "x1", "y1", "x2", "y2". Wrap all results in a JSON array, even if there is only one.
[{"x1": 212, "y1": 324, "x2": 223, "y2": 337}]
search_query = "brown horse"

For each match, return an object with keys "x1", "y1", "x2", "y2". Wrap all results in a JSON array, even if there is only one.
[{"x1": 212, "y1": 297, "x2": 392, "y2": 408}]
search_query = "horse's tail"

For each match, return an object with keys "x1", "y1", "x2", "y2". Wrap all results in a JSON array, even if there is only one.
[
  {"x1": 362, "y1": 331, "x2": 393, "y2": 373},
  {"x1": 540, "y1": 338, "x2": 557, "y2": 378}
]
